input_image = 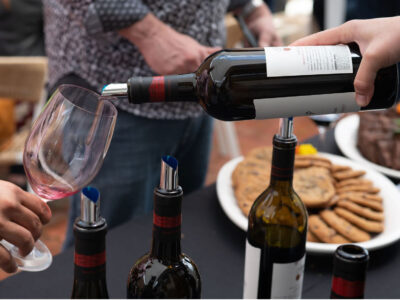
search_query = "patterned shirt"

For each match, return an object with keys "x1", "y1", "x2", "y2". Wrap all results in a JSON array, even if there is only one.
[{"x1": 43, "y1": 0, "x2": 233, "y2": 120}]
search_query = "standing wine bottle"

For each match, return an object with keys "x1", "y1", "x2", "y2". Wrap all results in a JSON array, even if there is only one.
[
  {"x1": 127, "y1": 156, "x2": 201, "y2": 299},
  {"x1": 243, "y1": 118, "x2": 307, "y2": 299},
  {"x1": 102, "y1": 44, "x2": 399, "y2": 121},
  {"x1": 330, "y1": 244, "x2": 369, "y2": 299},
  {"x1": 71, "y1": 187, "x2": 109, "y2": 299}
]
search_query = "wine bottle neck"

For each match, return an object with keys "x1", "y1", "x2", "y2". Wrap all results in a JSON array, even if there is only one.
[
  {"x1": 150, "y1": 189, "x2": 183, "y2": 262},
  {"x1": 269, "y1": 134, "x2": 296, "y2": 187},
  {"x1": 73, "y1": 221, "x2": 108, "y2": 282},
  {"x1": 128, "y1": 74, "x2": 197, "y2": 104}
]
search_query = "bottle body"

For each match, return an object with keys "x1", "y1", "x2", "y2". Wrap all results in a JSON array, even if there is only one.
[
  {"x1": 243, "y1": 134, "x2": 307, "y2": 299},
  {"x1": 127, "y1": 156, "x2": 201, "y2": 299},
  {"x1": 71, "y1": 220, "x2": 109, "y2": 299},
  {"x1": 117, "y1": 44, "x2": 399, "y2": 121},
  {"x1": 330, "y1": 244, "x2": 369, "y2": 299},
  {"x1": 127, "y1": 252, "x2": 201, "y2": 299}
]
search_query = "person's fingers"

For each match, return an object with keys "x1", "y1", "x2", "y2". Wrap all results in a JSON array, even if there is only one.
[
  {"x1": 195, "y1": 46, "x2": 221, "y2": 68},
  {"x1": 0, "y1": 222, "x2": 35, "y2": 257},
  {"x1": 19, "y1": 191, "x2": 51, "y2": 225},
  {"x1": 204, "y1": 46, "x2": 221, "y2": 57},
  {"x1": 0, "y1": 244, "x2": 17, "y2": 273},
  {"x1": 291, "y1": 21, "x2": 356, "y2": 46},
  {"x1": 9, "y1": 205, "x2": 43, "y2": 241},
  {"x1": 258, "y1": 32, "x2": 274, "y2": 47},
  {"x1": 353, "y1": 51, "x2": 382, "y2": 106},
  {"x1": 271, "y1": 35, "x2": 283, "y2": 46}
]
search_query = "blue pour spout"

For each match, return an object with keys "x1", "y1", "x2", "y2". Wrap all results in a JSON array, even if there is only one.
[
  {"x1": 80, "y1": 186, "x2": 102, "y2": 225},
  {"x1": 160, "y1": 155, "x2": 179, "y2": 190},
  {"x1": 162, "y1": 155, "x2": 178, "y2": 170},
  {"x1": 82, "y1": 186, "x2": 99, "y2": 203}
]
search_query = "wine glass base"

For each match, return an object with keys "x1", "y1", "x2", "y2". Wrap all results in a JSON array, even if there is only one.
[{"x1": 0, "y1": 239, "x2": 52, "y2": 272}]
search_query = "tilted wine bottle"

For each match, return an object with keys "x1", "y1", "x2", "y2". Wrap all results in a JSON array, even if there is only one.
[
  {"x1": 71, "y1": 187, "x2": 109, "y2": 299},
  {"x1": 243, "y1": 118, "x2": 307, "y2": 299},
  {"x1": 127, "y1": 155, "x2": 201, "y2": 299},
  {"x1": 330, "y1": 244, "x2": 369, "y2": 299},
  {"x1": 102, "y1": 44, "x2": 399, "y2": 121}
]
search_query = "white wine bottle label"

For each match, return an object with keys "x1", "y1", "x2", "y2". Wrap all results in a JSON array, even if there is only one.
[
  {"x1": 264, "y1": 45, "x2": 353, "y2": 77},
  {"x1": 253, "y1": 92, "x2": 359, "y2": 119},
  {"x1": 243, "y1": 240, "x2": 261, "y2": 299},
  {"x1": 270, "y1": 256, "x2": 305, "y2": 299},
  {"x1": 243, "y1": 240, "x2": 306, "y2": 299}
]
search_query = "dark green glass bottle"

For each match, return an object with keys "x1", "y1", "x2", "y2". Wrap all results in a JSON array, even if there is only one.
[{"x1": 243, "y1": 119, "x2": 308, "y2": 298}]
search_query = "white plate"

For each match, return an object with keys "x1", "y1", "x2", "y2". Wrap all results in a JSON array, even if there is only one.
[
  {"x1": 216, "y1": 153, "x2": 400, "y2": 254},
  {"x1": 335, "y1": 114, "x2": 400, "y2": 179}
]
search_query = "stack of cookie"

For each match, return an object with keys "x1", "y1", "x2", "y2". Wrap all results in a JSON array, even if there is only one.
[
  {"x1": 232, "y1": 147, "x2": 272, "y2": 216},
  {"x1": 232, "y1": 147, "x2": 385, "y2": 244}
]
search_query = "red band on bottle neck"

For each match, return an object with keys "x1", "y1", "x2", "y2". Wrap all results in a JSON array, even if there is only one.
[
  {"x1": 271, "y1": 165, "x2": 293, "y2": 179},
  {"x1": 149, "y1": 76, "x2": 165, "y2": 102},
  {"x1": 332, "y1": 276, "x2": 365, "y2": 298},
  {"x1": 74, "y1": 251, "x2": 106, "y2": 268},
  {"x1": 153, "y1": 212, "x2": 181, "y2": 228}
]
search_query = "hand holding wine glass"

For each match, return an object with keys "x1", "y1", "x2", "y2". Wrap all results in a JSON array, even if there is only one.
[
  {"x1": 0, "y1": 180, "x2": 51, "y2": 273},
  {"x1": 1, "y1": 84, "x2": 118, "y2": 272}
]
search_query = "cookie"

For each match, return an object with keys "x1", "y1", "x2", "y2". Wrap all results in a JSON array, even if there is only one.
[
  {"x1": 333, "y1": 170, "x2": 366, "y2": 181},
  {"x1": 238, "y1": 200, "x2": 253, "y2": 217},
  {"x1": 323, "y1": 195, "x2": 339, "y2": 208},
  {"x1": 335, "y1": 178, "x2": 373, "y2": 188},
  {"x1": 337, "y1": 185, "x2": 380, "y2": 194},
  {"x1": 235, "y1": 182, "x2": 266, "y2": 216},
  {"x1": 312, "y1": 160, "x2": 332, "y2": 169},
  {"x1": 337, "y1": 200, "x2": 384, "y2": 222},
  {"x1": 232, "y1": 158, "x2": 270, "y2": 189},
  {"x1": 247, "y1": 146, "x2": 273, "y2": 163},
  {"x1": 362, "y1": 193, "x2": 383, "y2": 202},
  {"x1": 293, "y1": 167, "x2": 335, "y2": 208},
  {"x1": 320, "y1": 210, "x2": 370, "y2": 242},
  {"x1": 307, "y1": 230, "x2": 321, "y2": 243},
  {"x1": 332, "y1": 164, "x2": 351, "y2": 173},
  {"x1": 338, "y1": 193, "x2": 383, "y2": 211},
  {"x1": 334, "y1": 207, "x2": 384, "y2": 233},
  {"x1": 295, "y1": 155, "x2": 332, "y2": 165},
  {"x1": 295, "y1": 160, "x2": 313, "y2": 168},
  {"x1": 308, "y1": 215, "x2": 351, "y2": 244}
]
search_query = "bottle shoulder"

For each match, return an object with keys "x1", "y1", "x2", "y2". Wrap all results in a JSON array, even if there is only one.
[
  {"x1": 249, "y1": 185, "x2": 307, "y2": 231},
  {"x1": 127, "y1": 254, "x2": 201, "y2": 298},
  {"x1": 127, "y1": 253, "x2": 200, "y2": 284}
]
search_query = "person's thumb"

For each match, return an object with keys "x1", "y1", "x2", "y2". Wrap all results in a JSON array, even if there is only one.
[{"x1": 204, "y1": 46, "x2": 222, "y2": 56}]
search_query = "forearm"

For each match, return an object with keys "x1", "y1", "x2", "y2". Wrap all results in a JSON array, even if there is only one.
[
  {"x1": 118, "y1": 13, "x2": 165, "y2": 47},
  {"x1": 85, "y1": 0, "x2": 149, "y2": 35}
]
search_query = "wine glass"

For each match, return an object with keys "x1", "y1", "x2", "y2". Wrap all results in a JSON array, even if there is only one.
[{"x1": 0, "y1": 84, "x2": 117, "y2": 271}]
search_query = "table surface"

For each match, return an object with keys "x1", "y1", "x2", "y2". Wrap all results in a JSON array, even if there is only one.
[{"x1": 1, "y1": 129, "x2": 399, "y2": 299}]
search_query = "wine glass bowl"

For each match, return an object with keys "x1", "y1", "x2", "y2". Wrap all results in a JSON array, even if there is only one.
[
  {"x1": 23, "y1": 85, "x2": 117, "y2": 200},
  {"x1": 9, "y1": 84, "x2": 117, "y2": 271}
]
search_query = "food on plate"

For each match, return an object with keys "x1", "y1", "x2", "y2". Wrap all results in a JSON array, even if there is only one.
[
  {"x1": 308, "y1": 215, "x2": 350, "y2": 244},
  {"x1": 292, "y1": 167, "x2": 335, "y2": 208},
  {"x1": 319, "y1": 209, "x2": 370, "y2": 242},
  {"x1": 337, "y1": 200, "x2": 384, "y2": 222},
  {"x1": 332, "y1": 170, "x2": 366, "y2": 181},
  {"x1": 357, "y1": 107, "x2": 400, "y2": 170},
  {"x1": 232, "y1": 146, "x2": 385, "y2": 244},
  {"x1": 334, "y1": 207, "x2": 384, "y2": 233}
]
